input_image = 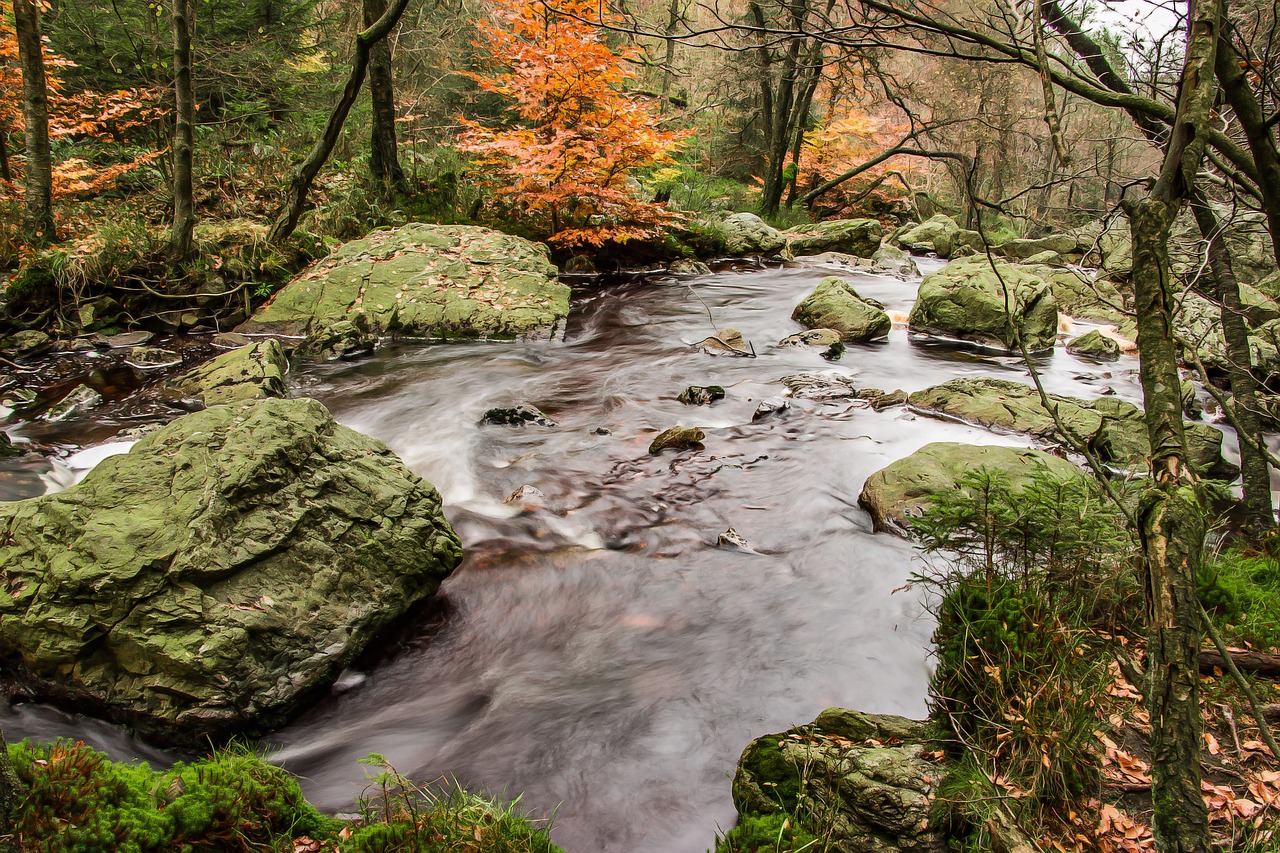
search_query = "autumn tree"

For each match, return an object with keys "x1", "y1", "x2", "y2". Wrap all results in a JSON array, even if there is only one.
[{"x1": 457, "y1": 0, "x2": 685, "y2": 248}]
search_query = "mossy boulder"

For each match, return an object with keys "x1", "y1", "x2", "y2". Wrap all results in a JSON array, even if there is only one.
[
  {"x1": 237, "y1": 224, "x2": 570, "y2": 344},
  {"x1": 792, "y1": 277, "x2": 892, "y2": 343},
  {"x1": 164, "y1": 340, "x2": 288, "y2": 407},
  {"x1": 895, "y1": 214, "x2": 960, "y2": 257},
  {"x1": 907, "y1": 258, "x2": 1059, "y2": 351},
  {"x1": 1033, "y1": 266, "x2": 1126, "y2": 324},
  {"x1": 1066, "y1": 329, "x2": 1122, "y2": 360},
  {"x1": 872, "y1": 243, "x2": 920, "y2": 278},
  {"x1": 859, "y1": 442, "x2": 1086, "y2": 533},
  {"x1": 721, "y1": 212, "x2": 788, "y2": 256},
  {"x1": 785, "y1": 218, "x2": 884, "y2": 258},
  {"x1": 1, "y1": 330, "x2": 52, "y2": 360},
  {"x1": 907, "y1": 377, "x2": 1236, "y2": 479},
  {"x1": 0, "y1": 397, "x2": 462, "y2": 741},
  {"x1": 996, "y1": 233, "x2": 1079, "y2": 261},
  {"x1": 726, "y1": 709, "x2": 944, "y2": 852},
  {"x1": 649, "y1": 426, "x2": 705, "y2": 454}
]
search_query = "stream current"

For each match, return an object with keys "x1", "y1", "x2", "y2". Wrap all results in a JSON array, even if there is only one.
[{"x1": 3, "y1": 257, "x2": 1182, "y2": 851}]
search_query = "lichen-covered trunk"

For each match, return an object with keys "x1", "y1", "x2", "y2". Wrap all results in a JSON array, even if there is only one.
[
  {"x1": 364, "y1": 0, "x2": 406, "y2": 194},
  {"x1": 13, "y1": 0, "x2": 55, "y2": 243},
  {"x1": 170, "y1": 0, "x2": 196, "y2": 265}
]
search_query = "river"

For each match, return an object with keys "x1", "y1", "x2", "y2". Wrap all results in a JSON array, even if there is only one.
[{"x1": 1, "y1": 256, "x2": 1169, "y2": 851}]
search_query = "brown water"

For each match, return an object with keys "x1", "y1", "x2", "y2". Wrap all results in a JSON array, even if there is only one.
[{"x1": 3, "y1": 258, "x2": 1177, "y2": 852}]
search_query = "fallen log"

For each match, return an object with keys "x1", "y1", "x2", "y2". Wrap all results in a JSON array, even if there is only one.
[{"x1": 1199, "y1": 648, "x2": 1280, "y2": 677}]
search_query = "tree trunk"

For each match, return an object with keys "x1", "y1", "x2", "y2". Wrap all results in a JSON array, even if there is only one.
[
  {"x1": 170, "y1": 0, "x2": 196, "y2": 266},
  {"x1": 268, "y1": 0, "x2": 412, "y2": 244},
  {"x1": 364, "y1": 0, "x2": 406, "y2": 194},
  {"x1": 13, "y1": 0, "x2": 55, "y2": 243},
  {"x1": 0, "y1": 126, "x2": 11, "y2": 183},
  {"x1": 1189, "y1": 194, "x2": 1274, "y2": 530},
  {"x1": 658, "y1": 0, "x2": 682, "y2": 113},
  {"x1": 1200, "y1": 648, "x2": 1280, "y2": 677}
]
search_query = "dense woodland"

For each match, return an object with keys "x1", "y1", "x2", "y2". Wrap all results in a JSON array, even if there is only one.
[{"x1": 2, "y1": 0, "x2": 1280, "y2": 850}]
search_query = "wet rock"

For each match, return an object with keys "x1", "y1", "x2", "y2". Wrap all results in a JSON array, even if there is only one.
[
  {"x1": 165, "y1": 340, "x2": 288, "y2": 407},
  {"x1": 504, "y1": 485, "x2": 547, "y2": 512},
  {"x1": 820, "y1": 342, "x2": 845, "y2": 361},
  {"x1": 696, "y1": 327, "x2": 749, "y2": 355},
  {"x1": 78, "y1": 296, "x2": 122, "y2": 333},
  {"x1": 871, "y1": 243, "x2": 920, "y2": 278},
  {"x1": 212, "y1": 332, "x2": 252, "y2": 349},
  {"x1": 781, "y1": 371, "x2": 858, "y2": 400},
  {"x1": 907, "y1": 257, "x2": 1059, "y2": 351},
  {"x1": 669, "y1": 258, "x2": 712, "y2": 276},
  {"x1": 859, "y1": 441, "x2": 1087, "y2": 534},
  {"x1": 237, "y1": 224, "x2": 570, "y2": 343},
  {"x1": 752, "y1": 397, "x2": 790, "y2": 421},
  {"x1": 717, "y1": 527, "x2": 758, "y2": 553},
  {"x1": 100, "y1": 330, "x2": 154, "y2": 349},
  {"x1": 2, "y1": 330, "x2": 52, "y2": 360},
  {"x1": 562, "y1": 255, "x2": 597, "y2": 274},
  {"x1": 678, "y1": 385, "x2": 726, "y2": 406},
  {"x1": 43, "y1": 384, "x2": 104, "y2": 422},
  {"x1": 0, "y1": 397, "x2": 462, "y2": 741},
  {"x1": 721, "y1": 212, "x2": 787, "y2": 256},
  {"x1": 127, "y1": 346, "x2": 182, "y2": 369},
  {"x1": 908, "y1": 377, "x2": 1236, "y2": 478},
  {"x1": 1, "y1": 388, "x2": 36, "y2": 410},
  {"x1": 0, "y1": 432, "x2": 20, "y2": 459},
  {"x1": 859, "y1": 387, "x2": 908, "y2": 410},
  {"x1": 895, "y1": 214, "x2": 960, "y2": 257},
  {"x1": 481, "y1": 404, "x2": 556, "y2": 427},
  {"x1": 777, "y1": 328, "x2": 843, "y2": 348},
  {"x1": 729, "y1": 708, "x2": 944, "y2": 852},
  {"x1": 784, "y1": 218, "x2": 883, "y2": 259},
  {"x1": 593, "y1": 427, "x2": 612, "y2": 435},
  {"x1": 299, "y1": 318, "x2": 376, "y2": 361},
  {"x1": 1066, "y1": 329, "x2": 1121, "y2": 361},
  {"x1": 648, "y1": 425, "x2": 705, "y2": 454},
  {"x1": 792, "y1": 277, "x2": 892, "y2": 343}
]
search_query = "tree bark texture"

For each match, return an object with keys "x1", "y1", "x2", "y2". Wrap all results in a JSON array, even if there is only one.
[
  {"x1": 268, "y1": 0, "x2": 412, "y2": 243},
  {"x1": 170, "y1": 0, "x2": 196, "y2": 265},
  {"x1": 364, "y1": 0, "x2": 406, "y2": 193},
  {"x1": 13, "y1": 0, "x2": 55, "y2": 243}
]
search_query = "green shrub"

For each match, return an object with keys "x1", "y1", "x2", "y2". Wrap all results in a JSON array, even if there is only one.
[{"x1": 713, "y1": 812, "x2": 819, "y2": 853}]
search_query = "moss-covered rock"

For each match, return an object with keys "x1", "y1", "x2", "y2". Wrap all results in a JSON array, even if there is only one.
[
  {"x1": 649, "y1": 425, "x2": 705, "y2": 454},
  {"x1": 0, "y1": 397, "x2": 462, "y2": 741},
  {"x1": 237, "y1": 223, "x2": 570, "y2": 344},
  {"x1": 895, "y1": 214, "x2": 960, "y2": 257},
  {"x1": 996, "y1": 233, "x2": 1079, "y2": 261},
  {"x1": 785, "y1": 218, "x2": 884, "y2": 258},
  {"x1": 1, "y1": 329, "x2": 52, "y2": 360},
  {"x1": 678, "y1": 385, "x2": 726, "y2": 405},
  {"x1": 724, "y1": 709, "x2": 944, "y2": 852},
  {"x1": 778, "y1": 328, "x2": 843, "y2": 348},
  {"x1": 859, "y1": 442, "x2": 1087, "y2": 533},
  {"x1": 1032, "y1": 266, "x2": 1126, "y2": 323},
  {"x1": 907, "y1": 377, "x2": 1236, "y2": 479},
  {"x1": 164, "y1": 340, "x2": 288, "y2": 407},
  {"x1": 792, "y1": 277, "x2": 892, "y2": 343},
  {"x1": 1066, "y1": 329, "x2": 1121, "y2": 360},
  {"x1": 907, "y1": 258, "x2": 1059, "y2": 351},
  {"x1": 721, "y1": 212, "x2": 788, "y2": 256}
]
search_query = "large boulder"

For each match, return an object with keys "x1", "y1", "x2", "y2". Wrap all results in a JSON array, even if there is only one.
[
  {"x1": 895, "y1": 214, "x2": 960, "y2": 257},
  {"x1": 721, "y1": 212, "x2": 787, "y2": 256},
  {"x1": 237, "y1": 224, "x2": 570, "y2": 346},
  {"x1": 907, "y1": 258, "x2": 1059, "y2": 351},
  {"x1": 0, "y1": 397, "x2": 462, "y2": 741},
  {"x1": 859, "y1": 442, "x2": 1086, "y2": 533},
  {"x1": 792, "y1": 277, "x2": 892, "y2": 342},
  {"x1": 1031, "y1": 265, "x2": 1126, "y2": 324},
  {"x1": 726, "y1": 708, "x2": 944, "y2": 852},
  {"x1": 785, "y1": 218, "x2": 884, "y2": 258},
  {"x1": 164, "y1": 340, "x2": 288, "y2": 406},
  {"x1": 907, "y1": 377, "x2": 1236, "y2": 478},
  {"x1": 1176, "y1": 289, "x2": 1280, "y2": 376},
  {"x1": 996, "y1": 233, "x2": 1080, "y2": 261},
  {"x1": 1066, "y1": 329, "x2": 1121, "y2": 360},
  {"x1": 1074, "y1": 218, "x2": 1133, "y2": 276}
]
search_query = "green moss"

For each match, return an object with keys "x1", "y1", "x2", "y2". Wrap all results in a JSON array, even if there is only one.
[
  {"x1": 712, "y1": 812, "x2": 819, "y2": 853},
  {"x1": 1201, "y1": 548, "x2": 1280, "y2": 650},
  {"x1": 735, "y1": 736, "x2": 804, "y2": 815}
]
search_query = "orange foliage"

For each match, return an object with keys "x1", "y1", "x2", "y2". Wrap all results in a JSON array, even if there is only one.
[
  {"x1": 0, "y1": 2, "x2": 167, "y2": 204},
  {"x1": 457, "y1": 0, "x2": 685, "y2": 248},
  {"x1": 799, "y1": 100, "x2": 915, "y2": 216}
]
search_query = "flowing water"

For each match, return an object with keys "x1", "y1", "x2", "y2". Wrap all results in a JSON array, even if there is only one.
[{"x1": 2, "y1": 257, "x2": 1182, "y2": 851}]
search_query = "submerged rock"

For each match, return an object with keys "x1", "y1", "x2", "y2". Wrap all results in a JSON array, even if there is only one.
[
  {"x1": 696, "y1": 327, "x2": 750, "y2": 355},
  {"x1": 649, "y1": 425, "x2": 705, "y2": 454},
  {"x1": 237, "y1": 223, "x2": 570, "y2": 344},
  {"x1": 781, "y1": 371, "x2": 858, "y2": 400},
  {"x1": 752, "y1": 396, "x2": 790, "y2": 421},
  {"x1": 858, "y1": 387, "x2": 908, "y2": 410},
  {"x1": 784, "y1": 218, "x2": 883, "y2": 258},
  {"x1": 0, "y1": 397, "x2": 463, "y2": 741},
  {"x1": 721, "y1": 213, "x2": 787, "y2": 256},
  {"x1": 1066, "y1": 329, "x2": 1121, "y2": 361},
  {"x1": 100, "y1": 330, "x2": 154, "y2": 349},
  {"x1": 504, "y1": 484, "x2": 547, "y2": 512},
  {"x1": 481, "y1": 404, "x2": 556, "y2": 427},
  {"x1": 678, "y1": 385, "x2": 726, "y2": 406},
  {"x1": 907, "y1": 257, "x2": 1059, "y2": 351},
  {"x1": 777, "y1": 328, "x2": 843, "y2": 348},
  {"x1": 717, "y1": 527, "x2": 758, "y2": 553},
  {"x1": 792, "y1": 277, "x2": 892, "y2": 343},
  {"x1": 859, "y1": 441, "x2": 1087, "y2": 533},
  {"x1": 127, "y1": 346, "x2": 182, "y2": 369},
  {"x1": 165, "y1": 340, "x2": 288, "y2": 407},
  {"x1": 908, "y1": 377, "x2": 1236, "y2": 478},
  {"x1": 42, "y1": 384, "x2": 104, "y2": 422},
  {"x1": 729, "y1": 708, "x2": 944, "y2": 852}
]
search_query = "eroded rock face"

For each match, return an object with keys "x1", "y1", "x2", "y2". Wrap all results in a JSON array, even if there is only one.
[
  {"x1": 721, "y1": 213, "x2": 788, "y2": 256},
  {"x1": 793, "y1": 277, "x2": 892, "y2": 343},
  {"x1": 859, "y1": 441, "x2": 1086, "y2": 534},
  {"x1": 165, "y1": 340, "x2": 288, "y2": 406},
  {"x1": 0, "y1": 397, "x2": 462, "y2": 741},
  {"x1": 907, "y1": 377, "x2": 1235, "y2": 479},
  {"x1": 907, "y1": 258, "x2": 1059, "y2": 351},
  {"x1": 237, "y1": 223, "x2": 570, "y2": 345},
  {"x1": 729, "y1": 709, "x2": 945, "y2": 852},
  {"x1": 785, "y1": 219, "x2": 884, "y2": 259}
]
